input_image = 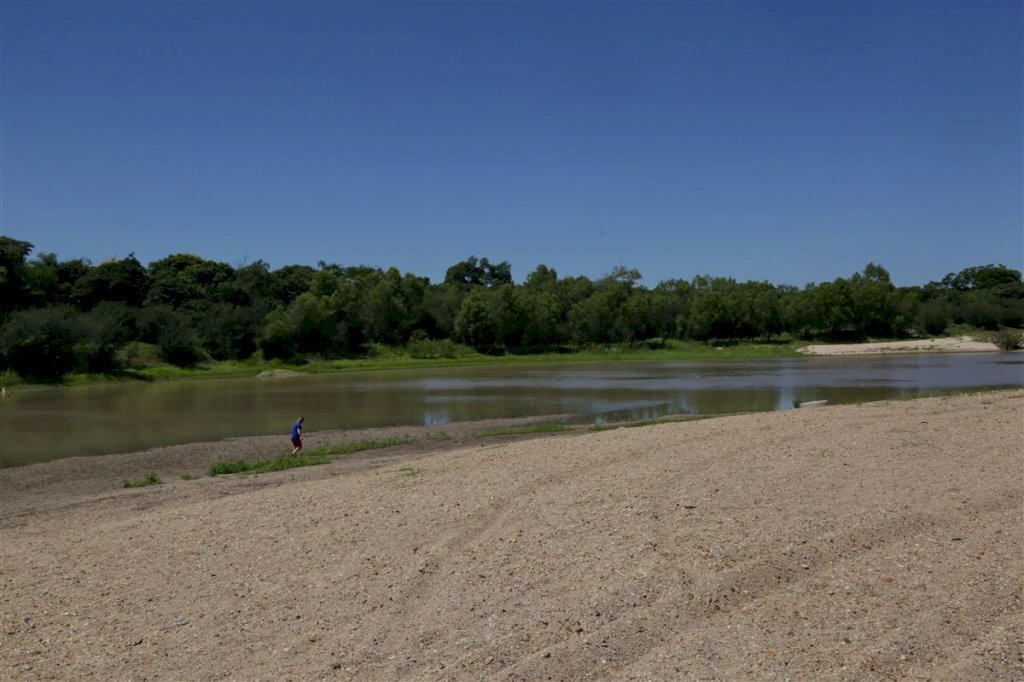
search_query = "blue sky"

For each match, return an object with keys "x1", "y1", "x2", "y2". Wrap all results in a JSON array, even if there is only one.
[{"x1": 2, "y1": 1, "x2": 1021, "y2": 287}]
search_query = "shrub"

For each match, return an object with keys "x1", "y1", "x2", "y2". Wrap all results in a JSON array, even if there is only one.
[
  {"x1": 407, "y1": 338, "x2": 475, "y2": 359},
  {"x1": 0, "y1": 306, "x2": 79, "y2": 381},
  {"x1": 992, "y1": 328, "x2": 1023, "y2": 351},
  {"x1": 916, "y1": 300, "x2": 950, "y2": 336},
  {"x1": 208, "y1": 459, "x2": 251, "y2": 475},
  {"x1": 116, "y1": 342, "x2": 164, "y2": 369},
  {"x1": 123, "y1": 473, "x2": 161, "y2": 488},
  {"x1": 158, "y1": 318, "x2": 205, "y2": 367}
]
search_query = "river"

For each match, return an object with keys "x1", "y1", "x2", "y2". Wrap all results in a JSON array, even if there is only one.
[{"x1": 1, "y1": 353, "x2": 1021, "y2": 467}]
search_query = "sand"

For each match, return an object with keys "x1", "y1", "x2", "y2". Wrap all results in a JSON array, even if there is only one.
[
  {"x1": 1, "y1": 391, "x2": 1022, "y2": 681},
  {"x1": 798, "y1": 337, "x2": 1001, "y2": 356}
]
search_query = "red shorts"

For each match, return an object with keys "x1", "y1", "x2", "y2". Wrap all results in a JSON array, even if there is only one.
[{"x1": 291, "y1": 438, "x2": 302, "y2": 447}]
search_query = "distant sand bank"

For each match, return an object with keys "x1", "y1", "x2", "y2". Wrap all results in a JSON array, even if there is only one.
[{"x1": 799, "y1": 336, "x2": 1002, "y2": 355}]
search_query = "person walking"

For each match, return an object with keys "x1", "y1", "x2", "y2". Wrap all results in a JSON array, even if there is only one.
[{"x1": 290, "y1": 416, "x2": 304, "y2": 455}]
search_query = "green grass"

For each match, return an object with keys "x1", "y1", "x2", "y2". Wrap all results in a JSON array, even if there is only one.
[
  {"x1": 207, "y1": 437, "x2": 415, "y2": 478},
  {"x1": 478, "y1": 422, "x2": 570, "y2": 436},
  {"x1": 180, "y1": 473, "x2": 200, "y2": 480},
  {"x1": 308, "y1": 436, "x2": 414, "y2": 456},
  {"x1": 396, "y1": 467, "x2": 423, "y2": 477},
  {"x1": 590, "y1": 414, "x2": 710, "y2": 431},
  {"x1": 123, "y1": 473, "x2": 162, "y2": 488},
  {"x1": 426, "y1": 431, "x2": 452, "y2": 441},
  {"x1": 208, "y1": 454, "x2": 331, "y2": 476}
]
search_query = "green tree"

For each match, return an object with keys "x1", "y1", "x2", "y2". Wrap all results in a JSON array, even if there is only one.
[
  {"x1": 524, "y1": 264, "x2": 559, "y2": 294},
  {"x1": 807, "y1": 278, "x2": 856, "y2": 340},
  {"x1": 0, "y1": 237, "x2": 33, "y2": 316},
  {"x1": 740, "y1": 281, "x2": 783, "y2": 340},
  {"x1": 567, "y1": 269, "x2": 640, "y2": 345},
  {"x1": 687, "y1": 276, "x2": 746, "y2": 341},
  {"x1": 940, "y1": 264, "x2": 1022, "y2": 291},
  {"x1": 22, "y1": 252, "x2": 62, "y2": 306},
  {"x1": 193, "y1": 302, "x2": 261, "y2": 360},
  {"x1": 0, "y1": 306, "x2": 79, "y2": 381},
  {"x1": 916, "y1": 298, "x2": 950, "y2": 335},
  {"x1": 848, "y1": 263, "x2": 896, "y2": 338},
  {"x1": 260, "y1": 292, "x2": 339, "y2": 360},
  {"x1": 515, "y1": 287, "x2": 564, "y2": 349},
  {"x1": 136, "y1": 305, "x2": 205, "y2": 366},
  {"x1": 444, "y1": 256, "x2": 512, "y2": 288},
  {"x1": 270, "y1": 264, "x2": 316, "y2": 305},
  {"x1": 453, "y1": 288, "x2": 499, "y2": 351},
  {"x1": 422, "y1": 283, "x2": 465, "y2": 340},
  {"x1": 73, "y1": 255, "x2": 148, "y2": 309},
  {"x1": 146, "y1": 254, "x2": 233, "y2": 307},
  {"x1": 73, "y1": 302, "x2": 136, "y2": 373}
]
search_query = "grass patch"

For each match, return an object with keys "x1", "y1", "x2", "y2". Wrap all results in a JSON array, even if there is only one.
[
  {"x1": 208, "y1": 454, "x2": 331, "y2": 476},
  {"x1": 208, "y1": 459, "x2": 251, "y2": 475},
  {"x1": 396, "y1": 467, "x2": 423, "y2": 477},
  {"x1": 207, "y1": 437, "x2": 415, "y2": 478},
  {"x1": 479, "y1": 422, "x2": 570, "y2": 436},
  {"x1": 427, "y1": 431, "x2": 452, "y2": 441},
  {"x1": 621, "y1": 418, "x2": 670, "y2": 428},
  {"x1": 590, "y1": 415, "x2": 709, "y2": 431},
  {"x1": 308, "y1": 436, "x2": 414, "y2": 457},
  {"x1": 180, "y1": 473, "x2": 199, "y2": 481},
  {"x1": 123, "y1": 473, "x2": 162, "y2": 488}
]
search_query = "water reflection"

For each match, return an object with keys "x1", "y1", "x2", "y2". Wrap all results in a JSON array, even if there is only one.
[{"x1": 1, "y1": 353, "x2": 1020, "y2": 467}]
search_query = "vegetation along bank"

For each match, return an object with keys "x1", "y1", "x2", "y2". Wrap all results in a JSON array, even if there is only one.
[{"x1": 1, "y1": 236, "x2": 1021, "y2": 384}]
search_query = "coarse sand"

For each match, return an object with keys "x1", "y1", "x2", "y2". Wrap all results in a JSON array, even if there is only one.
[
  {"x1": 1, "y1": 391, "x2": 1022, "y2": 681},
  {"x1": 798, "y1": 337, "x2": 1001, "y2": 356}
]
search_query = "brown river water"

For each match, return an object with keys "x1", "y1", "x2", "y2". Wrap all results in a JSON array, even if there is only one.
[{"x1": 1, "y1": 354, "x2": 1021, "y2": 467}]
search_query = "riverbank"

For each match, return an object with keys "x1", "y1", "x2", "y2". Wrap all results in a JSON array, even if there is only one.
[
  {"x1": 2, "y1": 390, "x2": 1021, "y2": 680},
  {"x1": 799, "y1": 336, "x2": 1003, "y2": 356},
  {"x1": 4, "y1": 334, "x2": 1014, "y2": 390},
  {"x1": 23, "y1": 340, "x2": 802, "y2": 388}
]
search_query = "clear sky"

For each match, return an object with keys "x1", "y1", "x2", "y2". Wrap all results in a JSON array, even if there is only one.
[{"x1": 2, "y1": 1, "x2": 1021, "y2": 287}]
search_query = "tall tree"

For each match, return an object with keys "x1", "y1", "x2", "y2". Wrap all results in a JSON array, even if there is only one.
[
  {"x1": 73, "y1": 255, "x2": 148, "y2": 309},
  {"x1": 0, "y1": 237, "x2": 33, "y2": 316}
]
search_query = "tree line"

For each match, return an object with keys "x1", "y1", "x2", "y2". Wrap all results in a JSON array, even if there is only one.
[{"x1": 1, "y1": 236, "x2": 1021, "y2": 382}]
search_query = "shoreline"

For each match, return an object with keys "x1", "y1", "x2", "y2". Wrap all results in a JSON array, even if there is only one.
[
  {"x1": 798, "y1": 336, "x2": 1004, "y2": 356},
  {"x1": 0, "y1": 414, "x2": 594, "y2": 524},
  {"x1": 4, "y1": 333, "x2": 1013, "y2": 391},
  {"x1": 2, "y1": 390, "x2": 1021, "y2": 679}
]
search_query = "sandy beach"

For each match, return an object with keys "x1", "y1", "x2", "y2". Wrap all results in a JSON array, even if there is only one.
[
  {"x1": 1, "y1": 390, "x2": 1022, "y2": 680},
  {"x1": 798, "y1": 337, "x2": 1002, "y2": 356}
]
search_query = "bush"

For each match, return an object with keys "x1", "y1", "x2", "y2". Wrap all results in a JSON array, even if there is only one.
[
  {"x1": 208, "y1": 459, "x2": 251, "y2": 475},
  {"x1": 116, "y1": 342, "x2": 164, "y2": 369},
  {"x1": 916, "y1": 300, "x2": 950, "y2": 336},
  {"x1": 637, "y1": 337, "x2": 667, "y2": 350},
  {"x1": 72, "y1": 302, "x2": 135, "y2": 373},
  {"x1": 407, "y1": 338, "x2": 475, "y2": 359},
  {"x1": 0, "y1": 306, "x2": 79, "y2": 381},
  {"x1": 363, "y1": 342, "x2": 398, "y2": 359},
  {"x1": 158, "y1": 317, "x2": 205, "y2": 367},
  {"x1": 123, "y1": 473, "x2": 161, "y2": 488},
  {"x1": 992, "y1": 329, "x2": 1023, "y2": 351}
]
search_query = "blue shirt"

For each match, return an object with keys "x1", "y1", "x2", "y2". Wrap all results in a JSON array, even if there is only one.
[{"x1": 290, "y1": 420, "x2": 302, "y2": 439}]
